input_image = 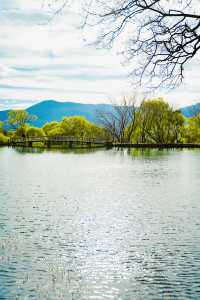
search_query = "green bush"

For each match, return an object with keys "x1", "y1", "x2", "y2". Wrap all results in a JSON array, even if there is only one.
[
  {"x1": 14, "y1": 124, "x2": 29, "y2": 137},
  {"x1": 43, "y1": 121, "x2": 59, "y2": 135},
  {"x1": 26, "y1": 127, "x2": 45, "y2": 137},
  {"x1": 0, "y1": 133, "x2": 9, "y2": 145}
]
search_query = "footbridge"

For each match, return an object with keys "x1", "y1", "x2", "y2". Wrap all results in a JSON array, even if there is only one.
[
  {"x1": 9, "y1": 137, "x2": 200, "y2": 149},
  {"x1": 10, "y1": 136, "x2": 112, "y2": 148}
]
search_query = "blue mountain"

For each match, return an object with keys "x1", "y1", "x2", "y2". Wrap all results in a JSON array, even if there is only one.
[
  {"x1": 180, "y1": 102, "x2": 200, "y2": 118},
  {"x1": 0, "y1": 110, "x2": 9, "y2": 123},
  {"x1": 0, "y1": 100, "x2": 199, "y2": 128},
  {"x1": 0, "y1": 100, "x2": 114, "y2": 127}
]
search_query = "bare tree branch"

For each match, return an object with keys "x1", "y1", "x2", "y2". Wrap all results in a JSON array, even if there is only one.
[
  {"x1": 81, "y1": 0, "x2": 200, "y2": 89},
  {"x1": 96, "y1": 95, "x2": 137, "y2": 142}
]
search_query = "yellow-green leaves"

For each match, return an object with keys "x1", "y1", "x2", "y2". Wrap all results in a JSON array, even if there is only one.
[{"x1": 8, "y1": 110, "x2": 37, "y2": 129}]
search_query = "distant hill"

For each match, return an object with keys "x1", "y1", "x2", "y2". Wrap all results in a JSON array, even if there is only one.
[
  {"x1": 0, "y1": 110, "x2": 9, "y2": 123},
  {"x1": 0, "y1": 100, "x2": 114, "y2": 127},
  {"x1": 181, "y1": 102, "x2": 200, "y2": 118},
  {"x1": 0, "y1": 100, "x2": 200, "y2": 128}
]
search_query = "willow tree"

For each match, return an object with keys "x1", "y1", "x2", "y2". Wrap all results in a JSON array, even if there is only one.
[
  {"x1": 26, "y1": 127, "x2": 45, "y2": 138},
  {"x1": 8, "y1": 110, "x2": 37, "y2": 129},
  {"x1": 60, "y1": 116, "x2": 104, "y2": 139},
  {"x1": 0, "y1": 121, "x2": 4, "y2": 132},
  {"x1": 133, "y1": 98, "x2": 185, "y2": 143},
  {"x1": 8, "y1": 110, "x2": 37, "y2": 137},
  {"x1": 43, "y1": 121, "x2": 61, "y2": 136},
  {"x1": 186, "y1": 113, "x2": 200, "y2": 143}
]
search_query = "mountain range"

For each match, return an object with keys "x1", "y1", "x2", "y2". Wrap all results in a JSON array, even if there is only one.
[
  {"x1": 180, "y1": 103, "x2": 200, "y2": 118},
  {"x1": 0, "y1": 100, "x2": 114, "y2": 127},
  {"x1": 0, "y1": 100, "x2": 199, "y2": 128}
]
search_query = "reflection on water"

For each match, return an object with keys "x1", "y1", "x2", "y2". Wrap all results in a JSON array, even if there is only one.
[
  {"x1": 14, "y1": 146, "x2": 104, "y2": 155},
  {"x1": 0, "y1": 147, "x2": 200, "y2": 299},
  {"x1": 128, "y1": 147, "x2": 182, "y2": 159},
  {"x1": 13, "y1": 146, "x2": 178, "y2": 157}
]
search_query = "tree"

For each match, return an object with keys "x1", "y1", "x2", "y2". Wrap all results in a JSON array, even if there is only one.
[
  {"x1": 43, "y1": 121, "x2": 60, "y2": 135},
  {"x1": 170, "y1": 110, "x2": 186, "y2": 143},
  {"x1": 0, "y1": 133, "x2": 9, "y2": 145},
  {"x1": 133, "y1": 98, "x2": 185, "y2": 143},
  {"x1": 0, "y1": 121, "x2": 9, "y2": 144},
  {"x1": 26, "y1": 127, "x2": 45, "y2": 138},
  {"x1": 185, "y1": 113, "x2": 200, "y2": 142},
  {"x1": 60, "y1": 116, "x2": 100, "y2": 138},
  {"x1": 61, "y1": 116, "x2": 88, "y2": 137},
  {"x1": 81, "y1": 0, "x2": 200, "y2": 89},
  {"x1": 14, "y1": 124, "x2": 29, "y2": 138},
  {"x1": 96, "y1": 96, "x2": 137, "y2": 143},
  {"x1": 0, "y1": 121, "x2": 4, "y2": 133},
  {"x1": 87, "y1": 123, "x2": 105, "y2": 139},
  {"x1": 8, "y1": 110, "x2": 37, "y2": 130},
  {"x1": 42, "y1": 117, "x2": 105, "y2": 139}
]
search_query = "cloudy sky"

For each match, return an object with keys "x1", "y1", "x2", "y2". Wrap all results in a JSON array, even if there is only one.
[{"x1": 0, "y1": 0, "x2": 200, "y2": 110}]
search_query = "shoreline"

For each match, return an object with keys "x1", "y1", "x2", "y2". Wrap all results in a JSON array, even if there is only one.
[
  {"x1": 112, "y1": 143, "x2": 200, "y2": 149},
  {"x1": 2, "y1": 142, "x2": 200, "y2": 149}
]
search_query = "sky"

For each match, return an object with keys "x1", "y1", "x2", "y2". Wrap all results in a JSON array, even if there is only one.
[{"x1": 0, "y1": 0, "x2": 200, "y2": 111}]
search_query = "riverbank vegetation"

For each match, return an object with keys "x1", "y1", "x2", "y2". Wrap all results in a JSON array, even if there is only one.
[{"x1": 0, "y1": 98, "x2": 200, "y2": 146}]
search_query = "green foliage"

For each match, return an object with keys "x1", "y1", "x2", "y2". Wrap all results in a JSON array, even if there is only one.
[
  {"x1": 88, "y1": 124, "x2": 105, "y2": 139},
  {"x1": 42, "y1": 121, "x2": 66, "y2": 136},
  {"x1": 0, "y1": 121, "x2": 7, "y2": 138},
  {"x1": 0, "y1": 121, "x2": 4, "y2": 132},
  {"x1": 0, "y1": 133, "x2": 9, "y2": 144},
  {"x1": 5, "y1": 101, "x2": 200, "y2": 145},
  {"x1": 6, "y1": 131, "x2": 15, "y2": 138},
  {"x1": 47, "y1": 126, "x2": 64, "y2": 137},
  {"x1": 14, "y1": 124, "x2": 29, "y2": 138},
  {"x1": 60, "y1": 116, "x2": 89, "y2": 137},
  {"x1": 43, "y1": 121, "x2": 60, "y2": 135},
  {"x1": 42, "y1": 117, "x2": 105, "y2": 139},
  {"x1": 60, "y1": 116, "x2": 103, "y2": 139},
  {"x1": 132, "y1": 98, "x2": 185, "y2": 144},
  {"x1": 26, "y1": 127, "x2": 45, "y2": 137},
  {"x1": 8, "y1": 110, "x2": 37, "y2": 129},
  {"x1": 185, "y1": 114, "x2": 200, "y2": 143}
]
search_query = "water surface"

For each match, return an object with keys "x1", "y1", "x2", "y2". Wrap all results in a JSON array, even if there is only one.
[{"x1": 0, "y1": 147, "x2": 200, "y2": 299}]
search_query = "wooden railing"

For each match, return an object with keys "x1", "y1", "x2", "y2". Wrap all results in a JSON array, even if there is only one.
[
  {"x1": 10, "y1": 136, "x2": 110, "y2": 145},
  {"x1": 9, "y1": 137, "x2": 200, "y2": 148}
]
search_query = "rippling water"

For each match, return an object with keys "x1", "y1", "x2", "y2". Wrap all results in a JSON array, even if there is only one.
[{"x1": 0, "y1": 147, "x2": 200, "y2": 300}]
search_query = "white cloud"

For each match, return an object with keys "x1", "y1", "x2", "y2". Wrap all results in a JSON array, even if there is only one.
[{"x1": 0, "y1": 0, "x2": 200, "y2": 110}]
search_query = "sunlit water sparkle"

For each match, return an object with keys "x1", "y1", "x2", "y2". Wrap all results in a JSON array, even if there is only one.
[{"x1": 0, "y1": 147, "x2": 200, "y2": 300}]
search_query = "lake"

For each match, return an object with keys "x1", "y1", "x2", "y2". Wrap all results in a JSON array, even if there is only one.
[{"x1": 0, "y1": 147, "x2": 200, "y2": 300}]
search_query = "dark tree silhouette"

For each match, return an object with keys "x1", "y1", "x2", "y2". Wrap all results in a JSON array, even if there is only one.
[
  {"x1": 96, "y1": 96, "x2": 137, "y2": 143},
  {"x1": 46, "y1": 0, "x2": 200, "y2": 88},
  {"x1": 80, "y1": 0, "x2": 200, "y2": 89}
]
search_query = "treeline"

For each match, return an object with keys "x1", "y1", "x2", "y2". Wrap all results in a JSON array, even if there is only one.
[
  {"x1": 97, "y1": 97, "x2": 200, "y2": 144},
  {"x1": 0, "y1": 110, "x2": 108, "y2": 145},
  {"x1": 0, "y1": 98, "x2": 200, "y2": 145}
]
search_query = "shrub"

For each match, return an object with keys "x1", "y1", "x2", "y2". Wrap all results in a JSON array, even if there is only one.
[
  {"x1": 26, "y1": 127, "x2": 45, "y2": 137},
  {"x1": 0, "y1": 133, "x2": 9, "y2": 145}
]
